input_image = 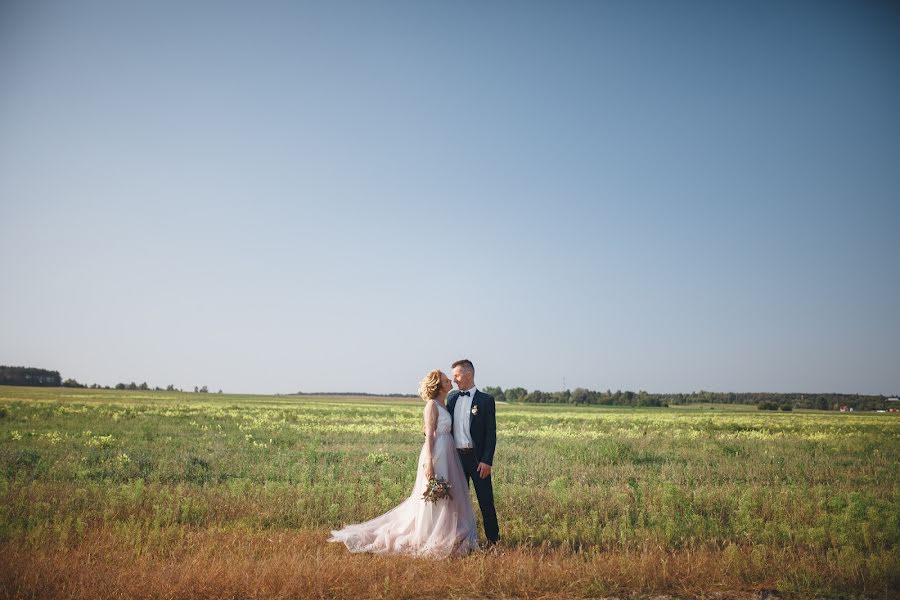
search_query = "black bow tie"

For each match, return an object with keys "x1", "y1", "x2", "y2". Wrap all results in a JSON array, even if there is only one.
[{"x1": 458, "y1": 391, "x2": 470, "y2": 397}]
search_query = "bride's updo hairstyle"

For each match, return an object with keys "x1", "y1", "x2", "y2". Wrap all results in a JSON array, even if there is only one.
[{"x1": 418, "y1": 369, "x2": 443, "y2": 402}]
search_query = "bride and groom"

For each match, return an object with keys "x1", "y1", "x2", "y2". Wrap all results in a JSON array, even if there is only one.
[{"x1": 328, "y1": 359, "x2": 499, "y2": 558}]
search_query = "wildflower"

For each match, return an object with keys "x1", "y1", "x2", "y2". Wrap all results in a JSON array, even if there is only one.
[
  {"x1": 41, "y1": 431, "x2": 63, "y2": 444},
  {"x1": 87, "y1": 434, "x2": 115, "y2": 448}
]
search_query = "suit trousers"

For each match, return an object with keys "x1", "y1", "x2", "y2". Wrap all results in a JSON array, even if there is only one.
[{"x1": 457, "y1": 449, "x2": 499, "y2": 543}]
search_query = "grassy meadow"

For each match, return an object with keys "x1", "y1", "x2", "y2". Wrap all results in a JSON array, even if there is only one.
[{"x1": 0, "y1": 386, "x2": 898, "y2": 599}]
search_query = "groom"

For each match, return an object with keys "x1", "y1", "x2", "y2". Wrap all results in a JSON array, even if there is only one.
[{"x1": 447, "y1": 358, "x2": 499, "y2": 545}]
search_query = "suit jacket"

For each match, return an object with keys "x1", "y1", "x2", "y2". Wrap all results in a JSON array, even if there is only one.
[{"x1": 447, "y1": 389, "x2": 497, "y2": 466}]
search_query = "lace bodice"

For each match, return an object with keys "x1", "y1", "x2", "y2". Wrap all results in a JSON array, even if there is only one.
[
  {"x1": 426, "y1": 400, "x2": 453, "y2": 435},
  {"x1": 435, "y1": 402, "x2": 452, "y2": 434}
]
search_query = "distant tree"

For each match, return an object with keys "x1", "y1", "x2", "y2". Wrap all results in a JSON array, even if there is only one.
[
  {"x1": 62, "y1": 378, "x2": 85, "y2": 388},
  {"x1": 115, "y1": 383, "x2": 126, "y2": 390},
  {"x1": 505, "y1": 387, "x2": 528, "y2": 402},
  {"x1": 0, "y1": 366, "x2": 62, "y2": 387},
  {"x1": 525, "y1": 390, "x2": 548, "y2": 403},
  {"x1": 139, "y1": 382, "x2": 149, "y2": 390},
  {"x1": 194, "y1": 386, "x2": 199, "y2": 393},
  {"x1": 199, "y1": 386, "x2": 208, "y2": 393},
  {"x1": 482, "y1": 386, "x2": 504, "y2": 401},
  {"x1": 571, "y1": 388, "x2": 590, "y2": 404},
  {"x1": 551, "y1": 390, "x2": 570, "y2": 404},
  {"x1": 218, "y1": 389, "x2": 223, "y2": 394},
  {"x1": 166, "y1": 384, "x2": 176, "y2": 392}
]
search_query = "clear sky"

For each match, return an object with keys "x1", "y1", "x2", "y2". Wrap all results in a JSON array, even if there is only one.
[{"x1": 2, "y1": 1, "x2": 898, "y2": 396}]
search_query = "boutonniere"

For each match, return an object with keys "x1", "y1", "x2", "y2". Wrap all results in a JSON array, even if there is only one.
[{"x1": 471, "y1": 405, "x2": 478, "y2": 416}]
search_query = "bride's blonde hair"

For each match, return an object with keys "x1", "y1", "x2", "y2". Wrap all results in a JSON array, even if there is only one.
[{"x1": 418, "y1": 369, "x2": 444, "y2": 402}]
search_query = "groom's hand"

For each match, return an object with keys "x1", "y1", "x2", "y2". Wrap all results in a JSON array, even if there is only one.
[{"x1": 476, "y1": 462, "x2": 491, "y2": 479}]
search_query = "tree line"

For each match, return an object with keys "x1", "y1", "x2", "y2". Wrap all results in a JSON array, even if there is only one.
[
  {"x1": 0, "y1": 366, "x2": 62, "y2": 387},
  {"x1": 0, "y1": 366, "x2": 219, "y2": 394},
  {"x1": 481, "y1": 386, "x2": 898, "y2": 411},
  {"x1": 2, "y1": 365, "x2": 895, "y2": 411}
]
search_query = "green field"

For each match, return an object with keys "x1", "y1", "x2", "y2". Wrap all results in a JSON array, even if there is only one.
[{"x1": 1, "y1": 386, "x2": 898, "y2": 598}]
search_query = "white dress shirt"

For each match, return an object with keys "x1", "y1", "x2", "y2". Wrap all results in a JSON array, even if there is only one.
[{"x1": 453, "y1": 387, "x2": 477, "y2": 449}]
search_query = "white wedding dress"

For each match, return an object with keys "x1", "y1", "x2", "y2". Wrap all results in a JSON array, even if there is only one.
[{"x1": 328, "y1": 400, "x2": 479, "y2": 558}]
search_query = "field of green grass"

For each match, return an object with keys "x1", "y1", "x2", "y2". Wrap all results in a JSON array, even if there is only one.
[{"x1": 1, "y1": 386, "x2": 897, "y2": 598}]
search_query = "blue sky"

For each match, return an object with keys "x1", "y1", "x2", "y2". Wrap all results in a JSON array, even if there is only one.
[{"x1": 1, "y1": 1, "x2": 898, "y2": 395}]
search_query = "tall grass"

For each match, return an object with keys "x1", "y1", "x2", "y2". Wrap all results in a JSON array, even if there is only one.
[{"x1": 1, "y1": 387, "x2": 897, "y2": 598}]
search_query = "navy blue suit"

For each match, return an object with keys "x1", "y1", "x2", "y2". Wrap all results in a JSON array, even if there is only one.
[{"x1": 447, "y1": 389, "x2": 499, "y2": 543}]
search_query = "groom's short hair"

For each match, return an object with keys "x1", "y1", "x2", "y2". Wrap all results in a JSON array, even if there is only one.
[{"x1": 451, "y1": 359, "x2": 474, "y2": 373}]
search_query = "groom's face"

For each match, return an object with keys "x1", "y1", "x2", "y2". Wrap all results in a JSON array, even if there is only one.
[{"x1": 452, "y1": 366, "x2": 474, "y2": 391}]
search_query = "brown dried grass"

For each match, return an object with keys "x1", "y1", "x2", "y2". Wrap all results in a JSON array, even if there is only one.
[{"x1": 2, "y1": 527, "x2": 889, "y2": 599}]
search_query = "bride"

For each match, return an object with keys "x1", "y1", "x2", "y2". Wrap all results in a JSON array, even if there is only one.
[{"x1": 328, "y1": 369, "x2": 478, "y2": 558}]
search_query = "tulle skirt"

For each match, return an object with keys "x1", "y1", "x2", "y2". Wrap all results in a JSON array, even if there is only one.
[{"x1": 328, "y1": 432, "x2": 478, "y2": 558}]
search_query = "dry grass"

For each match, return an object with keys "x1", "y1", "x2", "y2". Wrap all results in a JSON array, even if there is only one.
[{"x1": 1, "y1": 528, "x2": 895, "y2": 599}]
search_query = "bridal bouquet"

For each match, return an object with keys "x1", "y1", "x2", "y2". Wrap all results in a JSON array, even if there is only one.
[{"x1": 422, "y1": 476, "x2": 453, "y2": 502}]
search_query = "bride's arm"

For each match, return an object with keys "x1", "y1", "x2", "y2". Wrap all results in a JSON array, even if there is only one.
[{"x1": 422, "y1": 400, "x2": 437, "y2": 479}]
